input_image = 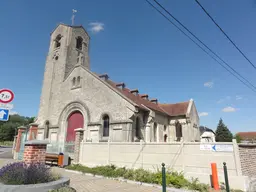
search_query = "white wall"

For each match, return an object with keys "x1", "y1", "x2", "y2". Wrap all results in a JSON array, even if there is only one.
[{"x1": 79, "y1": 140, "x2": 248, "y2": 191}]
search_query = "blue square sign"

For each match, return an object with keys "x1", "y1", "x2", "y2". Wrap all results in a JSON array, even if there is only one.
[{"x1": 0, "y1": 108, "x2": 9, "y2": 121}]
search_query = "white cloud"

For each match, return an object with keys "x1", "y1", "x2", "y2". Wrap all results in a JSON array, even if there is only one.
[
  {"x1": 204, "y1": 81, "x2": 214, "y2": 88},
  {"x1": 9, "y1": 111, "x2": 18, "y2": 115},
  {"x1": 222, "y1": 106, "x2": 237, "y2": 113},
  {"x1": 89, "y1": 22, "x2": 104, "y2": 33},
  {"x1": 199, "y1": 112, "x2": 209, "y2": 117},
  {"x1": 236, "y1": 95, "x2": 242, "y2": 100}
]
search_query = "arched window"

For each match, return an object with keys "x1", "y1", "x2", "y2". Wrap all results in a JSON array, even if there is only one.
[
  {"x1": 175, "y1": 121, "x2": 182, "y2": 141},
  {"x1": 77, "y1": 76, "x2": 81, "y2": 86},
  {"x1": 72, "y1": 77, "x2": 76, "y2": 86},
  {"x1": 103, "y1": 115, "x2": 109, "y2": 137},
  {"x1": 164, "y1": 134, "x2": 168, "y2": 142},
  {"x1": 153, "y1": 122, "x2": 157, "y2": 142},
  {"x1": 44, "y1": 120, "x2": 50, "y2": 139},
  {"x1": 54, "y1": 34, "x2": 62, "y2": 48},
  {"x1": 135, "y1": 116, "x2": 140, "y2": 139},
  {"x1": 76, "y1": 36, "x2": 83, "y2": 50}
]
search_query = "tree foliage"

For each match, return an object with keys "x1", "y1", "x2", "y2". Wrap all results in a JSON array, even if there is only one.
[
  {"x1": 215, "y1": 118, "x2": 233, "y2": 142},
  {"x1": 0, "y1": 114, "x2": 35, "y2": 141},
  {"x1": 234, "y1": 134, "x2": 242, "y2": 143}
]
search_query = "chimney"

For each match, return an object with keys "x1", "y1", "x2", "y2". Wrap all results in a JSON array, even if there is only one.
[
  {"x1": 116, "y1": 82, "x2": 125, "y2": 89},
  {"x1": 130, "y1": 89, "x2": 139, "y2": 96},
  {"x1": 140, "y1": 94, "x2": 149, "y2": 100},
  {"x1": 99, "y1": 74, "x2": 109, "y2": 81},
  {"x1": 150, "y1": 98, "x2": 158, "y2": 104}
]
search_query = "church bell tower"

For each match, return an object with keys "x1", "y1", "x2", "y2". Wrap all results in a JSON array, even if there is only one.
[{"x1": 36, "y1": 23, "x2": 90, "y2": 126}]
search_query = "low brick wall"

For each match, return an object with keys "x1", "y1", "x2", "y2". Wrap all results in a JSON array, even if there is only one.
[
  {"x1": 23, "y1": 140, "x2": 49, "y2": 164},
  {"x1": 238, "y1": 144, "x2": 256, "y2": 177},
  {"x1": 23, "y1": 144, "x2": 47, "y2": 164}
]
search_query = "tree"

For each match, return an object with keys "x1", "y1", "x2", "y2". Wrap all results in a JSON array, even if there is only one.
[
  {"x1": 234, "y1": 134, "x2": 242, "y2": 143},
  {"x1": 0, "y1": 114, "x2": 35, "y2": 141},
  {"x1": 215, "y1": 118, "x2": 233, "y2": 142}
]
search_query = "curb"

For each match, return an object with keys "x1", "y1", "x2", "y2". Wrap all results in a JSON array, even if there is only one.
[{"x1": 64, "y1": 169, "x2": 196, "y2": 192}]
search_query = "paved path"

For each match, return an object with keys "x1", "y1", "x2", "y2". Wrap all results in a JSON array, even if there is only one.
[
  {"x1": 0, "y1": 158, "x2": 185, "y2": 192},
  {"x1": 53, "y1": 167, "x2": 172, "y2": 192},
  {"x1": 0, "y1": 146, "x2": 13, "y2": 159}
]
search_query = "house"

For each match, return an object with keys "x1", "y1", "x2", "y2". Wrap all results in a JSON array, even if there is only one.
[
  {"x1": 237, "y1": 132, "x2": 256, "y2": 143},
  {"x1": 199, "y1": 126, "x2": 215, "y2": 142},
  {"x1": 35, "y1": 23, "x2": 200, "y2": 153}
]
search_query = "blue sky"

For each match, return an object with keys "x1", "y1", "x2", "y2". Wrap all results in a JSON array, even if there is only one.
[{"x1": 1, "y1": 0, "x2": 256, "y2": 133}]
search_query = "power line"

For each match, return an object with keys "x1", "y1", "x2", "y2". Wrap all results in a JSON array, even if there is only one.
[
  {"x1": 152, "y1": 0, "x2": 256, "y2": 91},
  {"x1": 145, "y1": 0, "x2": 256, "y2": 93},
  {"x1": 194, "y1": 0, "x2": 256, "y2": 70}
]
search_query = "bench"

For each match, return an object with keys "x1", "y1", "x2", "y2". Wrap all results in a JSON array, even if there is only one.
[{"x1": 45, "y1": 153, "x2": 59, "y2": 166}]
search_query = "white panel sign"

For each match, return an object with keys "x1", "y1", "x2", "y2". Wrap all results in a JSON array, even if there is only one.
[
  {"x1": 50, "y1": 132, "x2": 57, "y2": 142},
  {"x1": 213, "y1": 145, "x2": 233, "y2": 152},
  {"x1": 200, "y1": 144, "x2": 233, "y2": 152},
  {"x1": 200, "y1": 144, "x2": 212, "y2": 151},
  {"x1": 0, "y1": 103, "x2": 14, "y2": 109},
  {"x1": 37, "y1": 132, "x2": 44, "y2": 140},
  {"x1": 90, "y1": 131, "x2": 98, "y2": 142}
]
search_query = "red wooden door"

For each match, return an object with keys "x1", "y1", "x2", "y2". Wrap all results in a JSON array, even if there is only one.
[{"x1": 66, "y1": 111, "x2": 84, "y2": 142}]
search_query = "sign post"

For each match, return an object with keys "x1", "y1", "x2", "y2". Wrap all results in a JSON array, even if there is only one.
[{"x1": 0, "y1": 89, "x2": 15, "y2": 122}]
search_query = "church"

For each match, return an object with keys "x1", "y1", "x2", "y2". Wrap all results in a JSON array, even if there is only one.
[{"x1": 35, "y1": 23, "x2": 200, "y2": 153}]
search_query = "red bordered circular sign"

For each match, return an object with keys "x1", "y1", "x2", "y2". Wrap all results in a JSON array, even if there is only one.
[{"x1": 0, "y1": 89, "x2": 14, "y2": 103}]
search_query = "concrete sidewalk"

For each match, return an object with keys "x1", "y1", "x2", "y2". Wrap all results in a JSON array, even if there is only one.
[{"x1": 53, "y1": 167, "x2": 184, "y2": 192}]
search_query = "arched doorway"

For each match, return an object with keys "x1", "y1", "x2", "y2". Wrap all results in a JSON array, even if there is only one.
[{"x1": 66, "y1": 111, "x2": 84, "y2": 143}]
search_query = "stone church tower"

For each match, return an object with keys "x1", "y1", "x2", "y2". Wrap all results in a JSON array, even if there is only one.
[{"x1": 37, "y1": 24, "x2": 90, "y2": 128}]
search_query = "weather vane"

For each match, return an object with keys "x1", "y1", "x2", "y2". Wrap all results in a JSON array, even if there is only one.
[{"x1": 71, "y1": 9, "x2": 77, "y2": 26}]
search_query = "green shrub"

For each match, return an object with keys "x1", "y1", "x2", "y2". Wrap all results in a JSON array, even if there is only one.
[
  {"x1": 0, "y1": 162, "x2": 59, "y2": 185},
  {"x1": 66, "y1": 164, "x2": 210, "y2": 192}
]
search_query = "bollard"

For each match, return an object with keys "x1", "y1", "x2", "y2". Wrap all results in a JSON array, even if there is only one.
[
  {"x1": 211, "y1": 163, "x2": 219, "y2": 190},
  {"x1": 58, "y1": 152, "x2": 64, "y2": 167},
  {"x1": 162, "y1": 163, "x2": 166, "y2": 192},
  {"x1": 223, "y1": 162, "x2": 230, "y2": 192}
]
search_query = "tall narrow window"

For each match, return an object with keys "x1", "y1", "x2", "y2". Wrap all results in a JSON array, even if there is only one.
[
  {"x1": 55, "y1": 35, "x2": 62, "y2": 48},
  {"x1": 135, "y1": 117, "x2": 140, "y2": 139},
  {"x1": 45, "y1": 120, "x2": 50, "y2": 139},
  {"x1": 72, "y1": 77, "x2": 76, "y2": 87},
  {"x1": 153, "y1": 122, "x2": 157, "y2": 142},
  {"x1": 103, "y1": 115, "x2": 109, "y2": 137},
  {"x1": 175, "y1": 121, "x2": 182, "y2": 141},
  {"x1": 76, "y1": 37, "x2": 83, "y2": 50},
  {"x1": 77, "y1": 76, "x2": 81, "y2": 86},
  {"x1": 164, "y1": 134, "x2": 168, "y2": 142}
]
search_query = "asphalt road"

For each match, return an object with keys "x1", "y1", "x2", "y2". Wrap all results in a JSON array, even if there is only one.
[{"x1": 0, "y1": 146, "x2": 13, "y2": 159}]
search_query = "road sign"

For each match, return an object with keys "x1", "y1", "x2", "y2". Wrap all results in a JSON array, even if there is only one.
[
  {"x1": 200, "y1": 144, "x2": 234, "y2": 152},
  {"x1": 212, "y1": 144, "x2": 233, "y2": 152},
  {"x1": 200, "y1": 144, "x2": 212, "y2": 151},
  {"x1": 0, "y1": 103, "x2": 14, "y2": 109},
  {"x1": 0, "y1": 108, "x2": 9, "y2": 121},
  {"x1": 0, "y1": 89, "x2": 14, "y2": 103}
]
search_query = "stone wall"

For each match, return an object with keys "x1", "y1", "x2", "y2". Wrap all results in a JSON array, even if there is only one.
[
  {"x1": 79, "y1": 140, "x2": 247, "y2": 191},
  {"x1": 239, "y1": 144, "x2": 256, "y2": 177}
]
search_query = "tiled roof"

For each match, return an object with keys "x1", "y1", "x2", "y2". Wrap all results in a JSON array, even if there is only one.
[
  {"x1": 237, "y1": 132, "x2": 256, "y2": 140},
  {"x1": 96, "y1": 73, "x2": 189, "y2": 117},
  {"x1": 158, "y1": 102, "x2": 189, "y2": 116}
]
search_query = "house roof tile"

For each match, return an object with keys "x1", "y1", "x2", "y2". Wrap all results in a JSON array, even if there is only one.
[
  {"x1": 237, "y1": 132, "x2": 256, "y2": 140},
  {"x1": 99, "y1": 76, "x2": 190, "y2": 117}
]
